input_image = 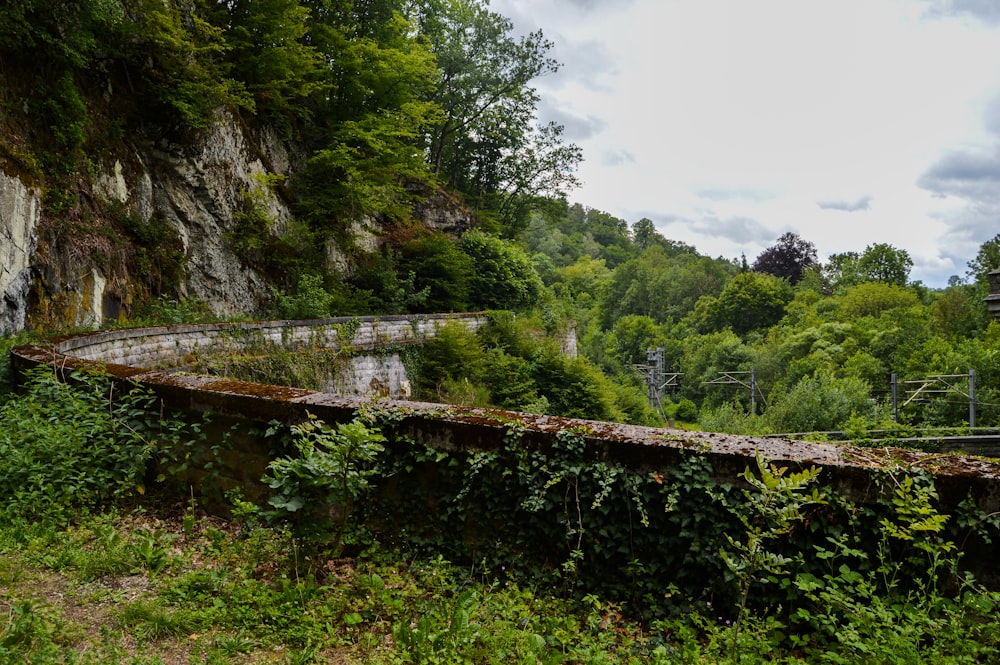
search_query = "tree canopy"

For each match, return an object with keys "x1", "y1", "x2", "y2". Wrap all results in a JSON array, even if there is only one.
[{"x1": 751, "y1": 232, "x2": 818, "y2": 284}]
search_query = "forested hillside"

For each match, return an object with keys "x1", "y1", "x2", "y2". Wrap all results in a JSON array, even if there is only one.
[
  {"x1": 521, "y1": 206, "x2": 1000, "y2": 435},
  {"x1": 0, "y1": 0, "x2": 578, "y2": 323},
  {"x1": 3, "y1": 1, "x2": 1000, "y2": 436}
]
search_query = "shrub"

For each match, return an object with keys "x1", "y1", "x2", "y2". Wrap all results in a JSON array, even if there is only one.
[
  {"x1": 0, "y1": 369, "x2": 156, "y2": 523},
  {"x1": 764, "y1": 372, "x2": 873, "y2": 434}
]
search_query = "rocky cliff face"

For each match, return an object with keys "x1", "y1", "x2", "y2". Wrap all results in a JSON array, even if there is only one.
[
  {"x1": 0, "y1": 112, "x2": 475, "y2": 334},
  {"x1": 137, "y1": 117, "x2": 298, "y2": 316},
  {"x1": 0, "y1": 171, "x2": 40, "y2": 336}
]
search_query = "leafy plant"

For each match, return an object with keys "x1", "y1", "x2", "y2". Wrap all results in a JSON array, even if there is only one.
[
  {"x1": 721, "y1": 454, "x2": 824, "y2": 662},
  {"x1": 263, "y1": 414, "x2": 386, "y2": 554},
  {"x1": 0, "y1": 368, "x2": 156, "y2": 523}
]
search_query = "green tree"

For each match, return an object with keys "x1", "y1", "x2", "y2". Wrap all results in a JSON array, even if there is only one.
[
  {"x1": 210, "y1": 0, "x2": 326, "y2": 121},
  {"x1": 679, "y1": 330, "x2": 753, "y2": 408},
  {"x1": 824, "y1": 251, "x2": 862, "y2": 293},
  {"x1": 931, "y1": 284, "x2": 989, "y2": 341},
  {"x1": 292, "y1": 7, "x2": 441, "y2": 228},
  {"x1": 415, "y1": 320, "x2": 486, "y2": 397},
  {"x1": 606, "y1": 315, "x2": 664, "y2": 369},
  {"x1": 701, "y1": 272, "x2": 793, "y2": 335},
  {"x1": 631, "y1": 218, "x2": 660, "y2": 251},
  {"x1": 600, "y1": 246, "x2": 734, "y2": 327},
  {"x1": 763, "y1": 372, "x2": 872, "y2": 433},
  {"x1": 967, "y1": 233, "x2": 1000, "y2": 286},
  {"x1": 837, "y1": 282, "x2": 919, "y2": 319},
  {"x1": 857, "y1": 243, "x2": 912, "y2": 287},
  {"x1": 457, "y1": 231, "x2": 542, "y2": 310},
  {"x1": 412, "y1": 0, "x2": 579, "y2": 231},
  {"x1": 531, "y1": 349, "x2": 622, "y2": 421},
  {"x1": 826, "y1": 244, "x2": 913, "y2": 291},
  {"x1": 130, "y1": 0, "x2": 253, "y2": 128},
  {"x1": 396, "y1": 231, "x2": 472, "y2": 312}
]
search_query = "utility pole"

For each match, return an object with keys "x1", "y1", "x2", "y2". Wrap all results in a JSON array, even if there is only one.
[
  {"x1": 891, "y1": 373, "x2": 899, "y2": 423},
  {"x1": 969, "y1": 369, "x2": 976, "y2": 428},
  {"x1": 632, "y1": 347, "x2": 681, "y2": 419},
  {"x1": 702, "y1": 370, "x2": 758, "y2": 414}
]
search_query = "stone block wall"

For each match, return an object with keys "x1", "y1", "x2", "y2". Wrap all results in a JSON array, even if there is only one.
[
  {"x1": 12, "y1": 316, "x2": 1000, "y2": 519},
  {"x1": 50, "y1": 313, "x2": 485, "y2": 370}
]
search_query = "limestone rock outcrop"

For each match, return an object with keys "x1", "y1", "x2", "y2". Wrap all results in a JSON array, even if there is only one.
[{"x1": 0, "y1": 171, "x2": 40, "y2": 336}]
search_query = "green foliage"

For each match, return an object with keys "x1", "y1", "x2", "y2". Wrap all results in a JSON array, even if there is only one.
[
  {"x1": 837, "y1": 281, "x2": 920, "y2": 319},
  {"x1": 212, "y1": 0, "x2": 326, "y2": 121},
  {"x1": 131, "y1": 0, "x2": 253, "y2": 128},
  {"x1": 263, "y1": 414, "x2": 386, "y2": 553},
  {"x1": 967, "y1": 232, "x2": 1000, "y2": 285},
  {"x1": 531, "y1": 349, "x2": 624, "y2": 421},
  {"x1": 764, "y1": 372, "x2": 873, "y2": 434},
  {"x1": 458, "y1": 231, "x2": 543, "y2": 310},
  {"x1": 415, "y1": 0, "x2": 580, "y2": 231},
  {"x1": 700, "y1": 272, "x2": 794, "y2": 336},
  {"x1": 674, "y1": 398, "x2": 699, "y2": 423},
  {"x1": 414, "y1": 320, "x2": 487, "y2": 398},
  {"x1": 271, "y1": 273, "x2": 338, "y2": 319},
  {"x1": 0, "y1": 369, "x2": 156, "y2": 523},
  {"x1": 722, "y1": 455, "x2": 823, "y2": 661},
  {"x1": 1, "y1": 370, "x2": 999, "y2": 662},
  {"x1": 395, "y1": 231, "x2": 473, "y2": 312},
  {"x1": 828, "y1": 243, "x2": 915, "y2": 291},
  {"x1": 110, "y1": 204, "x2": 188, "y2": 300},
  {"x1": 600, "y1": 245, "x2": 735, "y2": 327}
]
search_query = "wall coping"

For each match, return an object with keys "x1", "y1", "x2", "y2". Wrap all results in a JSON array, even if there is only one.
[{"x1": 10, "y1": 315, "x2": 1000, "y2": 513}]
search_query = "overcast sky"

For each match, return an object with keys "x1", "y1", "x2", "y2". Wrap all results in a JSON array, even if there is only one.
[{"x1": 490, "y1": 0, "x2": 1000, "y2": 287}]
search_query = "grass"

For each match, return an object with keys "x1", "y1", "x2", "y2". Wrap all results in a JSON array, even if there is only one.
[
  {"x1": 0, "y1": 506, "x2": 675, "y2": 664},
  {"x1": 4, "y1": 503, "x2": 997, "y2": 664}
]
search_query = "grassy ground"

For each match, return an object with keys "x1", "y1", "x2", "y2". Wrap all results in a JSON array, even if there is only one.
[{"x1": 0, "y1": 504, "x2": 669, "y2": 664}]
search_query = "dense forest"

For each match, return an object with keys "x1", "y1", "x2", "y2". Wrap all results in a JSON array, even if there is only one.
[{"x1": 3, "y1": 0, "x2": 1000, "y2": 437}]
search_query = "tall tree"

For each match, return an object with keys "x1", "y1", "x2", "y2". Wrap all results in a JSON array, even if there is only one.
[
  {"x1": 292, "y1": 6, "x2": 441, "y2": 227},
  {"x1": 410, "y1": 0, "x2": 580, "y2": 231},
  {"x1": 752, "y1": 232, "x2": 818, "y2": 284},
  {"x1": 826, "y1": 243, "x2": 913, "y2": 291},
  {"x1": 210, "y1": 0, "x2": 326, "y2": 121},
  {"x1": 857, "y1": 243, "x2": 912, "y2": 287},
  {"x1": 967, "y1": 233, "x2": 1000, "y2": 286}
]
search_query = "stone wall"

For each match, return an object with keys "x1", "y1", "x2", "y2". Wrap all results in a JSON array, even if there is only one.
[
  {"x1": 34, "y1": 313, "x2": 483, "y2": 399},
  {"x1": 11, "y1": 316, "x2": 1000, "y2": 519}
]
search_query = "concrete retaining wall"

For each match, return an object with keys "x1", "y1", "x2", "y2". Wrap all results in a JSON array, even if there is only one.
[
  {"x1": 49, "y1": 313, "x2": 484, "y2": 368},
  {"x1": 10, "y1": 315, "x2": 1000, "y2": 519}
]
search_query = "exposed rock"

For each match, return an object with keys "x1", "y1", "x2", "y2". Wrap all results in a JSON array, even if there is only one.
[
  {"x1": 325, "y1": 218, "x2": 383, "y2": 275},
  {"x1": 138, "y1": 114, "x2": 298, "y2": 315},
  {"x1": 4, "y1": 111, "x2": 476, "y2": 333},
  {"x1": 411, "y1": 187, "x2": 474, "y2": 235},
  {"x1": 0, "y1": 171, "x2": 40, "y2": 335}
]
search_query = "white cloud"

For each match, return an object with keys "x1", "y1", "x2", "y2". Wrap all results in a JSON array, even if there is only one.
[
  {"x1": 817, "y1": 196, "x2": 873, "y2": 212},
  {"x1": 491, "y1": 0, "x2": 1000, "y2": 286}
]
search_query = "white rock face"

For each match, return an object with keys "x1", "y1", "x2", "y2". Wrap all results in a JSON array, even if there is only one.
[
  {"x1": 8, "y1": 110, "x2": 462, "y2": 331},
  {"x1": 0, "y1": 172, "x2": 40, "y2": 335},
  {"x1": 140, "y1": 114, "x2": 297, "y2": 315}
]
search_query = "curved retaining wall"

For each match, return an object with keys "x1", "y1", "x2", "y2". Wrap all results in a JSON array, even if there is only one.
[{"x1": 10, "y1": 315, "x2": 1000, "y2": 519}]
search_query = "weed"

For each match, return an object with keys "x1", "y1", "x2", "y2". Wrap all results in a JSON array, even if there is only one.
[
  {"x1": 263, "y1": 414, "x2": 385, "y2": 555},
  {"x1": 722, "y1": 453, "x2": 824, "y2": 662}
]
